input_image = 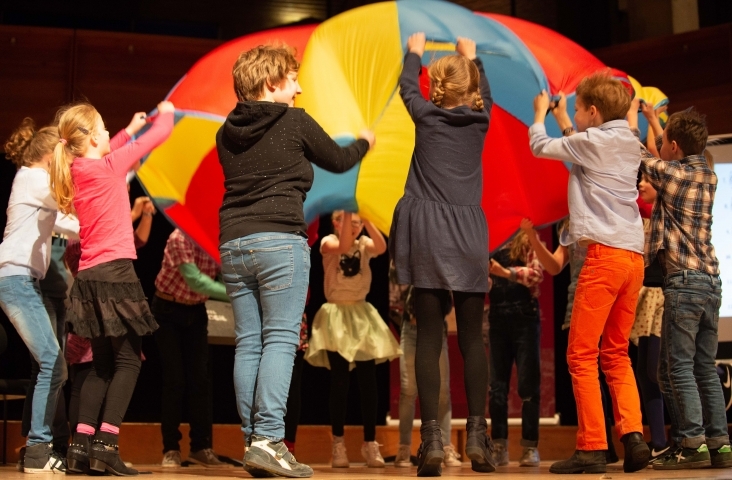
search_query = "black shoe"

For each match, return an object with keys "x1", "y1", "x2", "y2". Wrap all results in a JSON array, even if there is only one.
[
  {"x1": 89, "y1": 431, "x2": 139, "y2": 476},
  {"x1": 67, "y1": 433, "x2": 91, "y2": 474},
  {"x1": 417, "y1": 420, "x2": 443, "y2": 477},
  {"x1": 621, "y1": 432, "x2": 650, "y2": 472},
  {"x1": 710, "y1": 444, "x2": 732, "y2": 468},
  {"x1": 648, "y1": 442, "x2": 670, "y2": 461},
  {"x1": 549, "y1": 450, "x2": 606, "y2": 474},
  {"x1": 652, "y1": 444, "x2": 711, "y2": 470},
  {"x1": 465, "y1": 416, "x2": 496, "y2": 473},
  {"x1": 23, "y1": 442, "x2": 67, "y2": 474}
]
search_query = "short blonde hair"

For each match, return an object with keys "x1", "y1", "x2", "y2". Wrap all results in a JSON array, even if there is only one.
[
  {"x1": 50, "y1": 103, "x2": 99, "y2": 214},
  {"x1": 232, "y1": 44, "x2": 299, "y2": 102},
  {"x1": 428, "y1": 55, "x2": 483, "y2": 112},
  {"x1": 4, "y1": 118, "x2": 59, "y2": 168},
  {"x1": 576, "y1": 71, "x2": 631, "y2": 122}
]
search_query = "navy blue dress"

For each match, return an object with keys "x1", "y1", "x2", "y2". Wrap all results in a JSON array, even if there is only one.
[{"x1": 389, "y1": 52, "x2": 493, "y2": 293}]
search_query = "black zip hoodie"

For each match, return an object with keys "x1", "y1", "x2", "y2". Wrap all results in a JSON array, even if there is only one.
[{"x1": 216, "y1": 101, "x2": 369, "y2": 245}]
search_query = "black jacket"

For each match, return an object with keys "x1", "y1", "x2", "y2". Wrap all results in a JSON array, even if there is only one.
[{"x1": 216, "y1": 101, "x2": 369, "y2": 244}]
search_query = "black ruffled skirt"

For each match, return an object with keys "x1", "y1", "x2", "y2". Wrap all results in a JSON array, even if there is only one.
[{"x1": 67, "y1": 259, "x2": 158, "y2": 339}]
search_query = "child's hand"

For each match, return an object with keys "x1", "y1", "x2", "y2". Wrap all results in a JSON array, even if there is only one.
[
  {"x1": 407, "y1": 33, "x2": 426, "y2": 57},
  {"x1": 640, "y1": 100, "x2": 657, "y2": 120},
  {"x1": 359, "y1": 129, "x2": 376, "y2": 150},
  {"x1": 124, "y1": 112, "x2": 147, "y2": 137},
  {"x1": 519, "y1": 218, "x2": 535, "y2": 233},
  {"x1": 489, "y1": 258, "x2": 511, "y2": 278},
  {"x1": 551, "y1": 91, "x2": 567, "y2": 116},
  {"x1": 456, "y1": 37, "x2": 477, "y2": 60},
  {"x1": 157, "y1": 101, "x2": 175, "y2": 114},
  {"x1": 534, "y1": 90, "x2": 551, "y2": 113},
  {"x1": 142, "y1": 199, "x2": 156, "y2": 216}
]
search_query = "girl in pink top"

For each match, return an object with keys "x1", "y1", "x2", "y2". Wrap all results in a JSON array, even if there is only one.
[{"x1": 50, "y1": 101, "x2": 174, "y2": 476}]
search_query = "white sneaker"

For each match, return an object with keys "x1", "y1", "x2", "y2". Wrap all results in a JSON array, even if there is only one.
[
  {"x1": 361, "y1": 441, "x2": 385, "y2": 468},
  {"x1": 443, "y1": 444, "x2": 462, "y2": 466},
  {"x1": 332, "y1": 436, "x2": 349, "y2": 468},
  {"x1": 394, "y1": 444, "x2": 412, "y2": 467},
  {"x1": 519, "y1": 447, "x2": 540, "y2": 467},
  {"x1": 162, "y1": 450, "x2": 182, "y2": 467}
]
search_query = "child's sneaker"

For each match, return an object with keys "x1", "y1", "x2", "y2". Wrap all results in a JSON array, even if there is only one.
[
  {"x1": 710, "y1": 444, "x2": 732, "y2": 468},
  {"x1": 361, "y1": 441, "x2": 385, "y2": 467},
  {"x1": 649, "y1": 442, "x2": 670, "y2": 461},
  {"x1": 491, "y1": 441, "x2": 509, "y2": 466},
  {"x1": 394, "y1": 444, "x2": 412, "y2": 467},
  {"x1": 443, "y1": 444, "x2": 462, "y2": 466},
  {"x1": 244, "y1": 435, "x2": 313, "y2": 478},
  {"x1": 519, "y1": 447, "x2": 540, "y2": 467},
  {"x1": 652, "y1": 444, "x2": 711, "y2": 470},
  {"x1": 161, "y1": 450, "x2": 181, "y2": 468},
  {"x1": 331, "y1": 436, "x2": 349, "y2": 468},
  {"x1": 23, "y1": 443, "x2": 67, "y2": 474}
]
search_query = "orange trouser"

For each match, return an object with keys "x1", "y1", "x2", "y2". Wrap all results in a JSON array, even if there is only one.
[{"x1": 567, "y1": 244, "x2": 644, "y2": 451}]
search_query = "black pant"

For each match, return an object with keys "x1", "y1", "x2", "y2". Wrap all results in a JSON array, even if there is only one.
[
  {"x1": 284, "y1": 351, "x2": 305, "y2": 443},
  {"x1": 152, "y1": 297, "x2": 213, "y2": 453},
  {"x1": 488, "y1": 301, "x2": 541, "y2": 446},
  {"x1": 77, "y1": 333, "x2": 141, "y2": 428},
  {"x1": 415, "y1": 288, "x2": 487, "y2": 421},
  {"x1": 68, "y1": 362, "x2": 93, "y2": 432},
  {"x1": 327, "y1": 351, "x2": 377, "y2": 441}
]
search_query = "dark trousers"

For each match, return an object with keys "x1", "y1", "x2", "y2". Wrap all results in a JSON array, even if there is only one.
[
  {"x1": 327, "y1": 351, "x2": 377, "y2": 441},
  {"x1": 77, "y1": 333, "x2": 141, "y2": 428},
  {"x1": 414, "y1": 288, "x2": 487, "y2": 420},
  {"x1": 488, "y1": 301, "x2": 541, "y2": 446},
  {"x1": 636, "y1": 335, "x2": 666, "y2": 449},
  {"x1": 152, "y1": 296, "x2": 212, "y2": 453},
  {"x1": 68, "y1": 362, "x2": 93, "y2": 432}
]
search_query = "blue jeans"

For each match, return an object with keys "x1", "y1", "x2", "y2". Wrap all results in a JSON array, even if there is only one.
[
  {"x1": 220, "y1": 233, "x2": 310, "y2": 442},
  {"x1": 0, "y1": 276, "x2": 67, "y2": 446},
  {"x1": 399, "y1": 320, "x2": 451, "y2": 446},
  {"x1": 659, "y1": 270, "x2": 729, "y2": 449}
]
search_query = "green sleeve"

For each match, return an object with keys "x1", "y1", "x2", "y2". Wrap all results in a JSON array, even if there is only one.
[{"x1": 178, "y1": 263, "x2": 229, "y2": 302}]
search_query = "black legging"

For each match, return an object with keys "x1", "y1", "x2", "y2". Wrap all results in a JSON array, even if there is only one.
[
  {"x1": 415, "y1": 288, "x2": 487, "y2": 421},
  {"x1": 327, "y1": 351, "x2": 377, "y2": 441},
  {"x1": 77, "y1": 333, "x2": 142, "y2": 428}
]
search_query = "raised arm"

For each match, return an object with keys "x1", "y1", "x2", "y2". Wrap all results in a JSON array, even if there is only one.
[
  {"x1": 320, "y1": 212, "x2": 357, "y2": 255},
  {"x1": 363, "y1": 219, "x2": 387, "y2": 256},
  {"x1": 520, "y1": 218, "x2": 568, "y2": 276},
  {"x1": 399, "y1": 33, "x2": 429, "y2": 119},
  {"x1": 300, "y1": 111, "x2": 371, "y2": 173},
  {"x1": 456, "y1": 37, "x2": 493, "y2": 115},
  {"x1": 106, "y1": 102, "x2": 175, "y2": 176}
]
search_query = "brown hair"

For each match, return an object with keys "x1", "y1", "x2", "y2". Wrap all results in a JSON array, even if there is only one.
[
  {"x1": 50, "y1": 103, "x2": 99, "y2": 214},
  {"x1": 232, "y1": 44, "x2": 299, "y2": 102},
  {"x1": 428, "y1": 55, "x2": 483, "y2": 112},
  {"x1": 575, "y1": 71, "x2": 631, "y2": 122},
  {"x1": 4, "y1": 118, "x2": 59, "y2": 169},
  {"x1": 509, "y1": 230, "x2": 529, "y2": 263},
  {"x1": 665, "y1": 109, "x2": 708, "y2": 156}
]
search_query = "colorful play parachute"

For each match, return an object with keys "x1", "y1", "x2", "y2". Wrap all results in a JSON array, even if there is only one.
[{"x1": 137, "y1": 0, "x2": 661, "y2": 261}]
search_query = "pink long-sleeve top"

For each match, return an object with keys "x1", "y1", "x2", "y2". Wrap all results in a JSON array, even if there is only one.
[{"x1": 71, "y1": 112, "x2": 173, "y2": 271}]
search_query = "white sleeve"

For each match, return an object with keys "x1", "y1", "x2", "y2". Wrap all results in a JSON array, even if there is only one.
[
  {"x1": 53, "y1": 213, "x2": 80, "y2": 239},
  {"x1": 528, "y1": 123, "x2": 594, "y2": 166},
  {"x1": 22, "y1": 169, "x2": 60, "y2": 210}
]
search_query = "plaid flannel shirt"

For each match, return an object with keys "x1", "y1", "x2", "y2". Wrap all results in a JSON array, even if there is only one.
[
  {"x1": 155, "y1": 229, "x2": 220, "y2": 304},
  {"x1": 638, "y1": 146, "x2": 719, "y2": 275},
  {"x1": 508, "y1": 246, "x2": 545, "y2": 298}
]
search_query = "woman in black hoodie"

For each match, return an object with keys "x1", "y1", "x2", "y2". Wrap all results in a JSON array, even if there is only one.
[{"x1": 217, "y1": 44, "x2": 374, "y2": 478}]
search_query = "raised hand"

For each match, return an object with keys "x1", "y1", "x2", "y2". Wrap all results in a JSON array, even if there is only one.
[
  {"x1": 407, "y1": 32, "x2": 426, "y2": 57},
  {"x1": 125, "y1": 112, "x2": 148, "y2": 137},
  {"x1": 157, "y1": 101, "x2": 175, "y2": 114},
  {"x1": 456, "y1": 37, "x2": 477, "y2": 60}
]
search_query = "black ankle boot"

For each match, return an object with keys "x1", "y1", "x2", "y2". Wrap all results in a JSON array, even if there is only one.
[
  {"x1": 621, "y1": 432, "x2": 650, "y2": 472},
  {"x1": 89, "y1": 431, "x2": 138, "y2": 476},
  {"x1": 67, "y1": 432, "x2": 91, "y2": 473},
  {"x1": 417, "y1": 420, "x2": 443, "y2": 477},
  {"x1": 465, "y1": 416, "x2": 496, "y2": 473}
]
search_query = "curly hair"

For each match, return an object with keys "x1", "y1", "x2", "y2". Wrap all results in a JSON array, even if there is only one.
[
  {"x1": 4, "y1": 118, "x2": 59, "y2": 169},
  {"x1": 428, "y1": 54, "x2": 483, "y2": 112}
]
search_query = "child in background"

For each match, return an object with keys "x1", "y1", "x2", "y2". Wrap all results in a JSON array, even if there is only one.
[
  {"x1": 305, "y1": 211, "x2": 401, "y2": 468},
  {"x1": 487, "y1": 230, "x2": 544, "y2": 467},
  {"x1": 530, "y1": 75, "x2": 648, "y2": 474},
  {"x1": 389, "y1": 33, "x2": 495, "y2": 476},
  {"x1": 0, "y1": 118, "x2": 79, "y2": 473},
  {"x1": 52, "y1": 101, "x2": 174, "y2": 476},
  {"x1": 638, "y1": 109, "x2": 732, "y2": 470}
]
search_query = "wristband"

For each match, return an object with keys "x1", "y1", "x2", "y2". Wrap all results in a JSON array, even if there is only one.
[{"x1": 562, "y1": 127, "x2": 575, "y2": 137}]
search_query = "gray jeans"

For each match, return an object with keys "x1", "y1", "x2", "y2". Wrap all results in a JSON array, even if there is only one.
[{"x1": 399, "y1": 320, "x2": 451, "y2": 445}]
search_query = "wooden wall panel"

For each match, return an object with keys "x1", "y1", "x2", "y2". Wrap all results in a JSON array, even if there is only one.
[
  {"x1": 0, "y1": 26, "x2": 74, "y2": 141},
  {"x1": 594, "y1": 24, "x2": 732, "y2": 134},
  {"x1": 72, "y1": 30, "x2": 221, "y2": 134}
]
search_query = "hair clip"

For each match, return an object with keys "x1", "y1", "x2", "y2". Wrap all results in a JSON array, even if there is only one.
[{"x1": 77, "y1": 126, "x2": 89, "y2": 135}]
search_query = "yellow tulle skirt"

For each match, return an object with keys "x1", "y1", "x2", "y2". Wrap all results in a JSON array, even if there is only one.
[{"x1": 305, "y1": 301, "x2": 402, "y2": 370}]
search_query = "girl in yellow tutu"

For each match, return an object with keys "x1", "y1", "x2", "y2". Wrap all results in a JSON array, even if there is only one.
[{"x1": 306, "y1": 211, "x2": 401, "y2": 468}]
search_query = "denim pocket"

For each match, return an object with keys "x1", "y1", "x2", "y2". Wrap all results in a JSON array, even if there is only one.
[
  {"x1": 672, "y1": 292, "x2": 705, "y2": 331},
  {"x1": 251, "y1": 245, "x2": 294, "y2": 291}
]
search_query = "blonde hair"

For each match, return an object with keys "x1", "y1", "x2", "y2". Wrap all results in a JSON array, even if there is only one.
[
  {"x1": 509, "y1": 230, "x2": 530, "y2": 263},
  {"x1": 50, "y1": 103, "x2": 99, "y2": 214},
  {"x1": 4, "y1": 118, "x2": 59, "y2": 169},
  {"x1": 428, "y1": 55, "x2": 483, "y2": 112},
  {"x1": 575, "y1": 71, "x2": 631, "y2": 122},
  {"x1": 232, "y1": 44, "x2": 299, "y2": 102}
]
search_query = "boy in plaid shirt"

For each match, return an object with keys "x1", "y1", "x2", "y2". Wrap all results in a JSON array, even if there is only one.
[{"x1": 638, "y1": 109, "x2": 732, "y2": 470}]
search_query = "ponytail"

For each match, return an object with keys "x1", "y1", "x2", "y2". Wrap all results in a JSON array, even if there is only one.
[
  {"x1": 471, "y1": 92, "x2": 484, "y2": 112},
  {"x1": 50, "y1": 103, "x2": 98, "y2": 214}
]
